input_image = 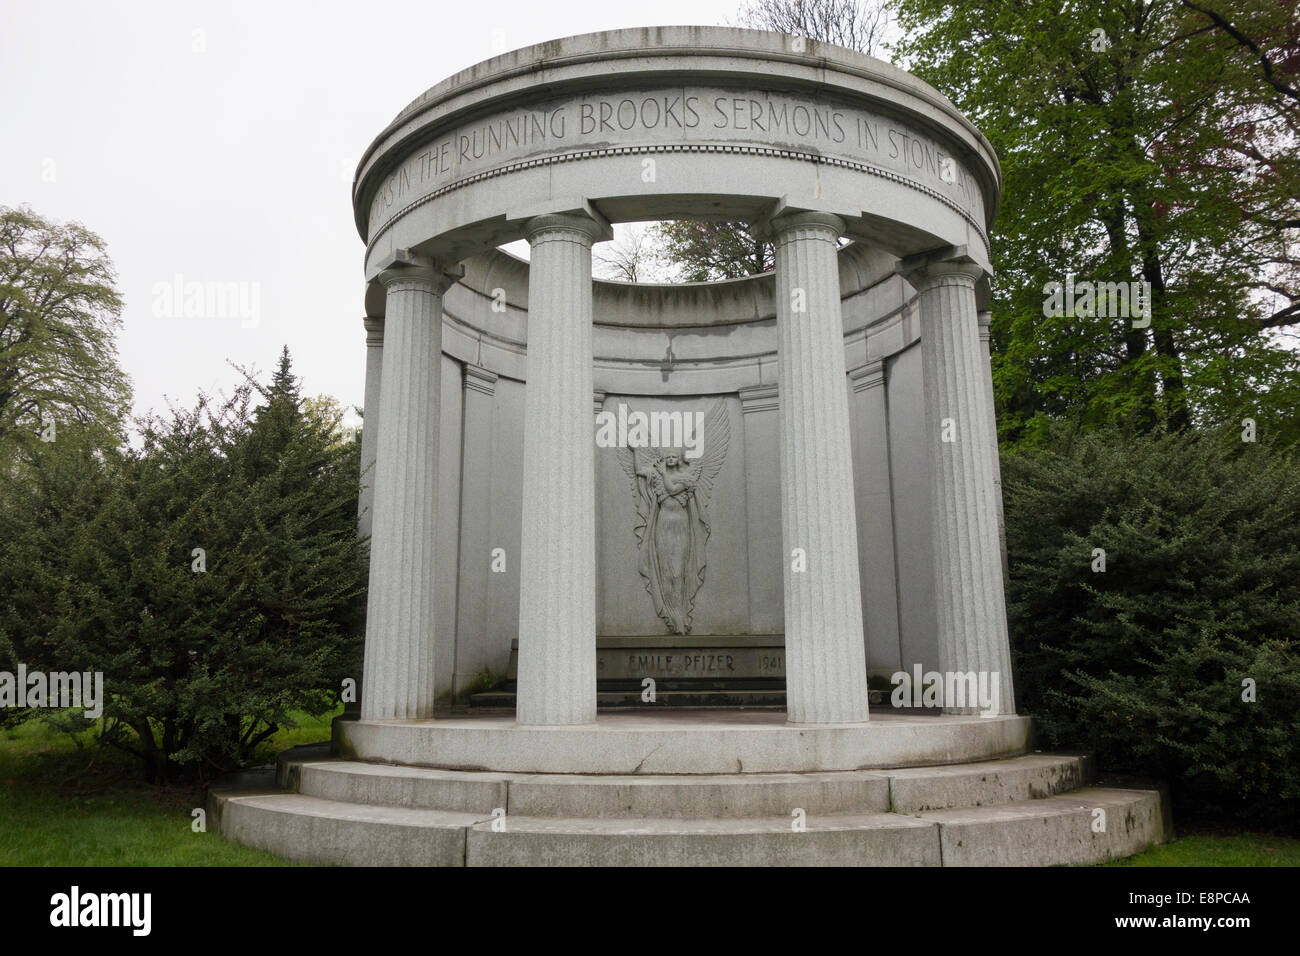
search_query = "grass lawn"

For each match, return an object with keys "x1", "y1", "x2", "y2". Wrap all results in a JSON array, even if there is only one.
[
  {"x1": 1106, "y1": 833, "x2": 1300, "y2": 867},
  {"x1": 2, "y1": 715, "x2": 1294, "y2": 866},
  {"x1": 0, "y1": 710, "x2": 340, "y2": 866}
]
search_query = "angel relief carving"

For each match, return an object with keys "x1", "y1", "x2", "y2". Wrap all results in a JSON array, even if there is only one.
[{"x1": 616, "y1": 401, "x2": 730, "y2": 634}]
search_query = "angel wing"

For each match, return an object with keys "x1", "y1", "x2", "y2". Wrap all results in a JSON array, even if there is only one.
[
  {"x1": 617, "y1": 444, "x2": 651, "y2": 545},
  {"x1": 687, "y1": 400, "x2": 730, "y2": 506}
]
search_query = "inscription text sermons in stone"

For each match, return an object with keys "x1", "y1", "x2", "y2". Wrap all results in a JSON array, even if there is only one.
[{"x1": 368, "y1": 87, "x2": 982, "y2": 231}]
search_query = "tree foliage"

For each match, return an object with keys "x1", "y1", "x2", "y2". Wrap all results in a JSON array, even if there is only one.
[
  {"x1": 685, "y1": 2, "x2": 1300, "y2": 445},
  {"x1": 734, "y1": 0, "x2": 893, "y2": 55},
  {"x1": 1003, "y1": 425, "x2": 1300, "y2": 829},
  {"x1": 891, "y1": 0, "x2": 1300, "y2": 446},
  {"x1": 594, "y1": 224, "x2": 672, "y2": 282},
  {"x1": 0, "y1": 205, "x2": 132, "y2": 460},
  {"x1": 651, "y1": 220, "x2": 775, "y2": 282},
  {"x1": 0, "y1": 349, "x2": 365, "y2": 782}
]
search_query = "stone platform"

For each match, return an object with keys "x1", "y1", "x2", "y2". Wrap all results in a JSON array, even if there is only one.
[
  {"x1": 210, "y1": 712, "x2": 1169, "y2": 866},
  {"x1": 336, "y1": 710, "x2": 1033, "y2": 773}
]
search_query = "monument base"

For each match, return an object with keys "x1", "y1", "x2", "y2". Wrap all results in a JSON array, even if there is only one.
[
  {"x1": 336, "y1": 710, "x2": 1030, "y2": 774},
  {"x1": 210, "y1": 711, "x2": 1170, "y2": 866}
]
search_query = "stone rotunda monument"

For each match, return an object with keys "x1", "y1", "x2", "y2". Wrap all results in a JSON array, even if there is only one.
[{"x1": 212, "y1": 25, "x2": 1168, "y2": 865}]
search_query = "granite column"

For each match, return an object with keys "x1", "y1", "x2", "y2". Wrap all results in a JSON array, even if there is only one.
[
  {"x1": 772, "y1": 212, "x2": 871, "y2": 724},
  {"x1": 361, "y1": 257, "x2": 461, "y2": 720},
  {"x1": 515, "y1": 213, "x2": 607, "y2": 725},
  {"x1": 914, "y1": 261, "x2": 1015, "y2": 715}
]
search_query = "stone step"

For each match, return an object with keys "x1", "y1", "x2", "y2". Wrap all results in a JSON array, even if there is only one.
[
  {"x1": 464, "y1": 811, "x2": 941, "y2": 866},
  {"x1": 211, "y1": 778, "x2": 1165, "y2": 866},
  {"x1": 285, "y1": 752, "x2": 1089, "y2": 817},
  {"x1": 915, "y1": 787, "x2": 1166, "y2": 867},
  {"x1": 295, "y1": 761, "x2": 510, "y2": 813},
  {"x1": 464, "y1": 787, "x2": 1163, "y2": 867},
  {"x1": 885, "y1": 753, "x2": 1093, "y2": 812},
  {"x1": 295, "y1": 761, "x2": 888, "y2": 816},
  {"x1": 210, "y1": 790, "x2": 484, "y2": 867},
  {"x1": 333, "y1": 711, "x2": 1032, "y2": 773}
]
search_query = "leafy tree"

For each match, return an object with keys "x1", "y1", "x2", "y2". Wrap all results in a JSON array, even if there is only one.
[
  {"x1": 0, "y1": 352, "x2": 366, "y2": 782},
  {"x1": 0, "y1": 205, "x2": 132, "y2": 460},
  {"x1": 302, "y1": 394, "x2": 359, "y2": 454},
  {"x1": 594, "y1": 224, "x2": 671, "y2": 283},
  {"x1": 891, "y1": 0, "x2": 1300, "y2": 445},
  {"x1": 652, "y1": 220, "x2": 774, "y2": 282},
  {"x1": 687, "y1": 2, "x2": 1300, "y2": 445},
  {"x1": 734, "y1": 0, "x2": 892, "y2": 55}
]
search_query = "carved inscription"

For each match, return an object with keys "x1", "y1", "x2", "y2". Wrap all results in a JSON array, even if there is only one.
[
  {"x1": 625, "y1": 653, "x2": 737, "y2": 676},
  {"x1": 368, "y1": 87, "x2": 982, "y2": 231}
]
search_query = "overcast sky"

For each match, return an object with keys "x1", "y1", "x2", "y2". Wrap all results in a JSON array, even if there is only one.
[{"x1": 1, "y1": 0, "x2": 744, "y2": 426}]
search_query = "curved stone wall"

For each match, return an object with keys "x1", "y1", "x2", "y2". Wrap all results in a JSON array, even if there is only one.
[{"x1": 387, "y1": 244, "x2": 945, "y2": 701}]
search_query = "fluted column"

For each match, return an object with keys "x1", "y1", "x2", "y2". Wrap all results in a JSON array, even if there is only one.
[
  {"x1": 593, "y1": 389, "x2": 607, "y2": 633},
  {"x1": 452, "y1": 365, "x2": 500, "y2": 698},
  {"x1": 515, "y1": 213, "x2": 607, "y2": 725},
  {"x1": 357, "y1": 315, "x2": 384, "y2": 543},
  {"x1": 977, "y1": 310, "x2": 1010, "y2": 584},
  {"x1": 848, "y1": 359, "x2": 903, "y2": 676},
  {"x1": 914, "y1": 262, "x2": 1015, "y2": 714},
  {"x1": 772, "y1": 212, "x2": 870, "y2": 724},
  {"x1": 361, "y1": 257, "x2": 461, "y2": 720}
]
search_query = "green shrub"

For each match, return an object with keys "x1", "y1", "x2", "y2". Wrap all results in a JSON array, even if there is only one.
[
  {"x1": 0, "y1": 350, "x2": 366, "y2": 782},
  {"x1": 1003, "y1": 426, "x2": 1300, "y2": 831}
]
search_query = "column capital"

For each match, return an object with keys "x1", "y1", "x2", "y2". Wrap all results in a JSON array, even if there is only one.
[
  {"x1": 375, "y1": 249, "x2": 464, "y2": 293},
  {"x1": 521, "y1": 211, "x2": 613, "y2": 246},
  {"x1": 897, "y1": 246, "x2": 986, "y2": 290},
  {"x1": 977, "y1": 310, "x2": 993, "y2": 346},
  {"x1": 758, "y1": 210, "x2": 846, "y2": 243},
  {"x1": 362, "y1": 315, "x2": 384, "y2": 345}
]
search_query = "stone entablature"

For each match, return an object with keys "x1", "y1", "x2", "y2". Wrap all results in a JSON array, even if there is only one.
[{"x1": 352, "y1": 27, "x2": 1000, "y2": 284}]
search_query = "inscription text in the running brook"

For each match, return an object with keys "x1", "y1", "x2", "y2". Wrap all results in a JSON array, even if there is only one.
[{"x1": 368, "y1": 88, "x2": 981, "y2": 229}]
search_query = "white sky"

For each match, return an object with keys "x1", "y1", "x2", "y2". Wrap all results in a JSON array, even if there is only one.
[{"x1": 0, "y1": 0, "x2": 744, "y2": 427}]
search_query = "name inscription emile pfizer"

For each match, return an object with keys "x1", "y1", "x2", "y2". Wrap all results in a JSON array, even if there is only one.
[
  {"x1": 595, "y1": 649, "x2": 786, "y2": 678},
  {"x1": 368, "y1": 88, "x2": 982, "y2": 230}
]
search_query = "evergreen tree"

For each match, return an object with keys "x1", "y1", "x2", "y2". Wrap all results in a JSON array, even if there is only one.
[
  {"x1": 0, "y1": 353, "x2": 366, "y2": 782},
  {"x1": 1003, "y1": 425, "x2": 1300, "y2": 829}
]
